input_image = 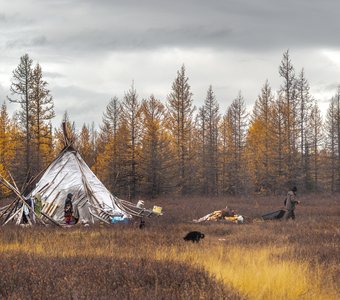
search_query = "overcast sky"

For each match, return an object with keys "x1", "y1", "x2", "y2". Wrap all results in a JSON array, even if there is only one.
[{"x1": 1, "y1": 0, "x2": 339, "y2": 129}]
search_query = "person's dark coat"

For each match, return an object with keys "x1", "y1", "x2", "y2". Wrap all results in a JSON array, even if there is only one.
[{"x1": 64, "y1": 193, "x2": 73, "y2": 216}]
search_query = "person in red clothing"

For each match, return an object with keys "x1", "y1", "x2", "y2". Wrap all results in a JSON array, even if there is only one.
[{"x1": 64, "y1": 193, "x2": 73, "y2": 224}]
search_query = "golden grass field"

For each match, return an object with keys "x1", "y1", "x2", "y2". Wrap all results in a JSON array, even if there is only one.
[{"x1": 0, "y1": 194, "x2": 339, "y2": 299}]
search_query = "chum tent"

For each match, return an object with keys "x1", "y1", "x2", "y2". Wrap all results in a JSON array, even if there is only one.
[{"x1": 29, "y1": 146, "x2": 131, "y2": 225}]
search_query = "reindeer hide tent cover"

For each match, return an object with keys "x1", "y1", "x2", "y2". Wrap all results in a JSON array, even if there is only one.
[{"x1": 29, "y1": 146, "x2": 131, "y2": 224}]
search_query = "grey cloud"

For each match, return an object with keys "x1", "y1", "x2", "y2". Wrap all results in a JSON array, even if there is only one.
[
  {"x1": 32, "y1": 36, "x2": 47, "y2": 46},
  {"x1": 0, "y1": 13, "x2": 7, "y2": 22},
  {"x1": 3, "y1": 0, "x2": 338, "y2": 55},
  {"x1": 0, "y1": 11, "x2": 34, "y2": 28},
  {"x1": 44, "y1": 71, "x2": 65, "y2": 79},
  {"x1": 317, "y1": 83, "x2": 340, "y2": 95},
  {"x1": 6, "y1": 36, "x2": 47, "y2": 49},
  {"x1": 52, "y1": 85, "x2": 111, "y2": 127},
  {"x1": 51, "y1": 26, "x2": 232, "y2": 53},
  {"x1": 1, "y1": 0, "x2": 339, "y2": 127},
  {"x1": 324, "y1": 83, "x2": 339, "y2": 92},
  {"x1": 45, "y1": 0, "x2": 340, "y2": 52}
]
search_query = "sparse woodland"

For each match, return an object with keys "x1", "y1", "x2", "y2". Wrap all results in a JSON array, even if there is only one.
[{"x1": 1, "y1": 50, "x2": 340, "y2": 199}]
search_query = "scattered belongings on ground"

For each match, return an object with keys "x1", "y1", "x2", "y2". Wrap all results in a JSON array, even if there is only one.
[
  {"x1": 193, "y1": 206, "x2": 244, "y2": 224},
  {"x1": 0, "y1": 122, "x2": 163, "y2": 227},
  {"x1": 183, "y1": 231, "x2": 205, "y2": 243}
]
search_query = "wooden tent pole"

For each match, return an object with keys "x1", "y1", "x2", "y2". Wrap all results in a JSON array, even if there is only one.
[
  {"x1": 0, "y1": 175, "x2": 47, "y2": 226},
  {"x1": 40, "y1": 211, "x2": 61, "y2": 227},
  {"x1": 0, "y1": 198, "x2": 17, "y2": 220},
  {"x1": 1, "y1": 200, "x2": 19, "y2": 225},
  {"x1": 3, "y1": 206, "x2": 22, "y2": 226}
]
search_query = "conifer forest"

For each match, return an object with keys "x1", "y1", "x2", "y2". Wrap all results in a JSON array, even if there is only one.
[{"x1": 1, "y1": 50, "x2": 340, "y2": 199}]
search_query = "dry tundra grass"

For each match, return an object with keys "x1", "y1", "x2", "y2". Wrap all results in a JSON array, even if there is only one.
[{"x1": 0, "y1": 194, "x2": 339, "y2": 299}]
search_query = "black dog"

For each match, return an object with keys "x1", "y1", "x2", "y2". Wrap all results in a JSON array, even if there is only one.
[
  {"x1": 183, "y1": 231, "x2": 205, "y2": 243},
  {"x1": 139, "y1": 219, "x2": 145, "y2": 229}
]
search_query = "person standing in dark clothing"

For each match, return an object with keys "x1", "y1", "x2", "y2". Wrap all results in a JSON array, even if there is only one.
[
  {"x1": 284, "y1": 186, "x2": 300, "y2": 220},
  {"x1": 64, "y1": 193, "x2": 73, "y2": 224}
]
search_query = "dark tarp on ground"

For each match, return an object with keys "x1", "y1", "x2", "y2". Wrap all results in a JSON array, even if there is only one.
[{"x1": 261, "y1": 209, "x2": 285, "y2": 220}]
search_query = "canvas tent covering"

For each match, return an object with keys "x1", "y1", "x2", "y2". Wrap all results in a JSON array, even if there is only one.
[{"x1": 29, "y1": 146, "x2": 131, "y2": 224}]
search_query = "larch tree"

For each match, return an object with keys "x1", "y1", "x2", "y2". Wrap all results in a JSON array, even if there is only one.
[
  {"x1": 325, "y1": 95, "x2": 338, "y2": 192},
  {"x1": 30, "y1": 63, "x2": 55, "y2": 173},
  {"x1": 139, "y1": 95, "x2": 173, "y2": 197},
  {"x1": 166, "y1": 65, "x2": 195, "y2": 194},
  {"x1": 306, "y1": 102, "x2": 323, "y2": 191},
  {"x1": 7, "y1": 54, "x2": 34, "y2": 176},
  {"x1": 219, "y1": 112, "x2": 231, "y2": 194},
  {"x1": 337, "y1": 87, "x2": 340, "y2": 192},
  {"x1": 0, "y1": 102, "x2": 15, "y2": 196},
  {"x1": 326, "y1": 87, "x2": 340, "y2": 192},
  {"x1": 196, "y1": 106, "x2": 207, "y2": 194},
  {"x1": 114, "y1": 120, "x2": 132, "y2": 196},
  {"x1": 198, "y1": 85, "x2": 220, "y2": 195},
  {"x1": 9, "y1": 113, "x2": 26, "y2": 185},
  {"x1": 296, "y1": 68, "x2": 313, "y2": 190},
  {"x1": 121, "y1": 83, "x2": 142, "y2": 199},
  {"x1": 78, "y1": 124, "x2": 94, "y2": 167},
  {"x1": 220, "y1": 92, "x2": 248, "y2": 194},
  {"x1": 94, "y1": 97, "x2": 122, "y2": 192},
  {"x1": 0, "y1": 102, "x2": 11, "y2": 169},
  {"x1": 246, "y1": 80, "x2": 276, "y2": 193},
  {"x1": 101, "y1": 97, "x2": 121, "y2": 143},
  {"x1": 278, "y1": 50, "x2": 299, "y2": 186}
]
